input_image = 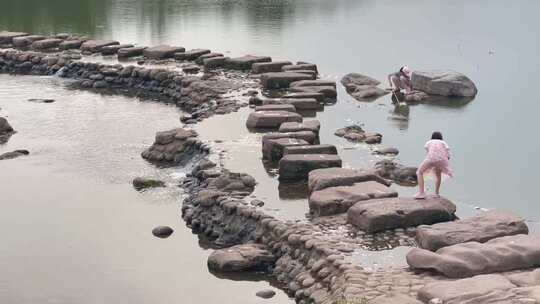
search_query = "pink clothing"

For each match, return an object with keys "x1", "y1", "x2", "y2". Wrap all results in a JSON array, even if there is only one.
[{"x1": 417, "y1": 139, "x2": 453, "y2": 178}]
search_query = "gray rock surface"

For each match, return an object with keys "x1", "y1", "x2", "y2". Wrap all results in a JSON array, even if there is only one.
[
  {"x1": 174, "y1": 49, "x2": 211, "y2": 61},
  {"x1": 203, "y1": 56, "x2": 229, "y2": 69},
  {"x1": 117, "y1": 46, "x2": 146, "y2": 58},
  {"x1": 283, "y1": 92, "x2": 325, "y2": 103},
  {"x1": 262, "y1": 137, "x2": 309, "y2": 161},
  {"x1": 141, "y1": 128, "x2": 204, "y2": 163},
  {"x1": 152, "y1": 226, "x2": 174, "y2": 238},
  {"x1": 132, "y1": 177, "x2": 166, "y2": 190},
  {"x1": 310, "y1": 181, "x2": 398, "y2": 216},
  {"x1": 308, "y1": 167, "x2": 391, "y2": 193},
  {"x1": 284, "y1": 144, "x2": 337, "y2": 156},
  {"x1": 283, "y1": 98, "x2": 322, "y2": 110},
  {"x1": 341, "y1": 73, "x2": 389, "y2": 100},
  {"x1": 81, "y1": 40, "x2": 119, "y2": 52},
  {"x1": 278, "y1": 154, "x2": 342, "y2": 181},
  {"x1": 416, "y1": 210, "x2": 529, "y2": 251},
  {"x1": 374, "y1": 159, "x2": 418, "y2": 185},
  {"x1": 195, "y1": 52, "x2": 223, "y2": 64},
  {"x1": 143, "y1": 45, "x2": 185, "y2": 59},
  {"x1": 0, "y1": 31, "x2": 28, "y2": 44},
  {"x1": 12, "y1": 35, "x2": 46, "y2": 47},
  {"x1": 335, "y1": 125, "x2": 366, "y2": 141},
  {"x1": 254, "y1": 104, "x2": 297, "y2": 113},
  {"x1": 224, "y1": 55, "x2": 271, "y2": 70},
  {"x1": 101, "y1": 44, "x2": 134, "y2": 55},
  {"x1": 507, "y1": 269, "x2": 540, "y2": 287},
  {"x1": 289, "y1": 85, "x2": 337, "y2": 99},
  {"x1": 0, "y1": 149, "x2": 29, "y2": 160},
  {"x1": 246, "y1": 111, "x2": 302, "y2": 129},
  {"x1": 31, "y1": 38, "x2": 63, "y2": 50},
  {"x1": 373, "y1": 147, "x2": 399, "y2": 155},
  {"x1": 348, "y1": 197, "x2": 457, "y2": 233},
  {"x1": 260, "y1": 72, "x2": 314, "y2": 89},
  {"x1": 59, "y1": 39, "x2": 83, "y2": 50},
  {"x1": 290, "y1": 79, "x2": 337, "y2": 88},
  {"x1": 262, "y1": 131, "x2": 318, "y2": 145},
  {"x1": 252, "y1": 61, "x2": 292, "y2": 74},
  {"x1": 207, "y1": 244, "x2": 276, "y2": 272},
  {"x1": 279, "y1": 121, "x2": 320, "y2": 134},
  {"x1": 411, "y1": 70, "x2": 478, "y2": 97},
  {"x1": 282, "y1": 63, "x2": 318, "y2": 73},
  {"x1": 255, "y1": 289, "x2": 276, "y2": 299},
  {"x1": 407, "y1": 234, "x2": 540, "y2": 278}
]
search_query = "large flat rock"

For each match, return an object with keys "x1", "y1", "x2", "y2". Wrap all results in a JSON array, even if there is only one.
[
  {"x1": 282, "y1": 63, "x2": 318, "y2": 73},
  {"x1": 416, "y1": 210, "x2": 529, "y2": 251},
  {"x1": 309, "y1": 182, "x2": 397, "y2": 217},
  {"x1": 117, "y1": 46, "x2": 146, "y2": 58},
  {"x1": 59, "y1": 39, "x2": 83, "y2": 50},
  {"x1": 0, "y1": 31, "x2": 28, "y2": 44},
  {"x1": 246, "y1": 111, "x2": 302, "y2": 129},
  {"x1": 289, "y1": 85, "x2": 337, "y2": 99},
  {"x1": 81, "y1": 40, "x2": 119, "y2": 52},
  {"x1": 412, "y1": 70, "x2": 478, "y2": 97},
  {"x1": 224, "y1": 55, "x2": 271, "y2": 70},
  {"x1": 252, "y1": 61, "x2": 292, "y2": 74},
  {"x1": 101, "y1": 44, "x2": 134, "y2": 55},
  {"x1": 12, "y1": 35, "x2": 46, "y2": 47},
  {"x1": 308, "y1": 168, "x2": 391, "y2": 194},
  {"x1": 254, "y1": 104, "x2": 296, "y2": 113},
  {"x1": 283, "y1": 92, "x2": 325, "y2": 103},
  {"x1": 143, "y1": 45, "x2": 185, "y2": 59},
  {"x1": 284, "y1": 144, "x2": 337, "y2": 156},
  {"x1": 174, "y1": 48, "x2": 211, "y2": 61},
  {"x1": 290, "y1": 79, "x2": 337, "y2": 88},
  {"x1": 262, "y1": 138, "x2": 309, "y2": 161},
  {"x1": 279, "y1": 121, "x2": 320, "y2": 134},
  {"x1": 207, "y1": 244, "x2": 276, "y2": 272},
  {"x1": 260, "y1": 72, "x2": 314, "y2": 89},
  {"x1": 348, "y1": 197, "x2": 457, "y2": 233},
  {"x1": 262, "y1": 131, "x2": 318, "y2": 145},
  {"x1": 279, "y1": 154, "x2": 342, "y2": 181},
  {"x1": 31, "y1": 38, "x2": 63, "y2": 49},
  {"x1": 283, "y1": 98, "x2": 322, "y2": 110},
  {"x1": 407, "y1": 234, "x2": 540, "y2": 278}
]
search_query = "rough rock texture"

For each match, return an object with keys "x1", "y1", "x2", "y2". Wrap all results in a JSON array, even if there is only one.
[
  {"x1": 407, "y1": 234, "x2": 540, "y2": 278},
  {"x1": 59, "y1": 39, "x2": 83, "y2": 50},
  {"x1": 101, "y1": 44, "x2": 134, "y2": 55},
  {"x1": 282, "y1": 63, "x2": 318, "y2": 73},
  {"x1": 252, "y1": 61, "x2": 292, "y2": 74},
  {"x1": 81, "y1": 40, "x2": 119, "y2": 52},
  {"x1": 0, "y1": 149, "x2": 29, "y2": 160},
  {"x1": 507, "y1": 269, "x2": 540, "y2": 287},
  {"x1": 283, "y1": 92, "x2": 325, "y2": 103},
  {"x1": 335, "y1": 125, "x2": 382, "y2": 144},
  {"x1": 117, "y1": 46, "x2": 146, "y2": 58},
  {"x1": 203, "y1": 56, "x2": 229, "y2": 69},
  {"x1": 278, "y1": 154, "x2": 342, "y2": 181},
  {"x1": 0, "y1": 31, "x2": 28, "y2": 44},
  {"x1": 12, "y1": 35, "x2": 46, "y2": 47},
  {"x1": 260, "y1": 72, "x2": 314, "y2": 89},
  {"x1": 195, "y1": 53, "x2": 223, "y2": 64},
  {"x1": 289, "y1": 85, "x2": 337, "y2": 99},
  {"x1": 309, "y1": 182, "x2": 398, "y2": 217},
  {"x1": 152, "y1": 226, "x2": 174, "y2": 238},
  {"x1": 374, "y1": 147, "x2": 399, "y2": 155},
  {"x1": 143, "y1": 45, "x2": 185, "y2": 59},
  {"x1": 132, "y1": 177, "x2": 166, "y2": 190},
  {"x1": 341, "y1": 73, "x2": 389, "y2": 100},
  {"x1": 416, "y1": 210, "x2": 529, "y2": 251},
  {"x1": 255, "y1": 104, "x2": 296, "y2": 113},
  {"x1": 283, "y1": 98, "x2": 322, "y2": 110},
  {"x1": 308, "y1": 168, "x2": 391, "y2": 194},
  {"x1": 290, "y1": 80, "x2": 336, "y2": 88},
  {"x1": 374, "y1": 160, "x2": 418, "y2": 185},
  {"x1": 224, "y1": 55, "x2": 271, "y2": 70},
  {"x1": 262, "y1": 138, "x2": 309, "y2": 161},
  {"x1": 246, "y1": 111, "x2": 303, "y2": 129},
  {"x1": 262, "y1": 131, "x2": 318, "y2": 146},
  {"x1": 411, "y1": 70, "x2": 478, "y2": 97},
  {"x1": 284, "y1": 144, "x2": 337, "y2": 156},
  {"x1": 141, "y1": 128, "x2": 207, "y2": 164},
  {"x1": 31, "y1": 38, "x2": 63, "y2": 50},
  {"x1": 348, "y1": 197, "x2": 457, "y2": 233},
  {"x1": 279, "y1": 121, "x2": 320, "y2": 134},
  {"x1": 207, "y1": 244, "x2": 276, "y2": 272},
  {"x1": 255, "y1": 289, "x2": 276, "y2": 299},
  {"x1": 174, "y1": 49, "x2": 211, "y2": 61}
]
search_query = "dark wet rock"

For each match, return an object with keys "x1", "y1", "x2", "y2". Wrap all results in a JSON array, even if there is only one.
[
  {"x1": 81, "y1": 40, "x2": 119, "y2": 52},
  {"x1": 283, "y1": 92, "x2": 325, "y2": 103},
  {"x1": 143, "y1": 45, "x2": 185, "y2": 59},
  {"x1": 373, "y1": 147, "x2": 399, "y2": 155},
  {"x1": 341, "y1": 73, "x2": 388, "y2": 101},
  {"x1": 279, "y1": 120, "x2": 320, "y2": 134},
  {"x1": 335, "y1": 125, "x2": 366, "y2": 141},
  {"x1": 174, "y1": 49, "x2": 211, "y2": 61},
  {"x1": 403, "y1": 90, "x2": 430, "y2": 102},
  {"x1": 416, "y1": 210, "x2": 529, "y2": 251},
  {"x1": 195, "y1": 53, "x2": 223, "y2": 64},
  {"x1": 278, "y1": 154, "x2": 342, "y2": 181},
  {"x1": 224, "y1": 55, "x2": 271, "y2": 70},
  {"x1": 0, "y1": 31, "x2": 28, "y2": 44},
  {"x1": 92, "y1": 81, "x2": 107, "y2": 89},
  {"x1": 255, "y1": 104, "x2": 296, "y2": 113},
  {"x1": 262, "y1": 131, "x2": 318, "y2": 145},
  {"x1": 262, "y1": 137, "x2": 309, "y2": 161},
  {"x1": 117, "y1": 46, "x2": 146, "y2": 58},
  {"x1": 310, "y1": 181, "x2": 398, "y2": 216},
  {"x1": 283, "y1": 98, "x2": 322, "y2": 111},
  {"x1": 284, "y1": 144, "x2": 337, "y2": 157},
  {"x1": 371, "y1": 294, "x2": 423, "y2": 304},
  {"x1": 282, "y1": 63, "x2": 318, "y2": 73},
  {"x1": 0, "y1": 117, "x2": 15, "y2": 135},
  {"x1": 141, "y1": 128, "x2": 205, "y2": 164},
  {"x1": 101, "y1": 44, "x2": 134, "y2": 55},
  {"x1": 374, "y1": 159, "x2": 418, "y2": 185},
  {"x1": 412, "y1": 70, "x2": 478, "y2": 97},
  {"x1": 132, "y1": 177, "x2": 166, "y2": 190},
  {"x1": 248, "y1": 96, "x2": 263, "y2": 106},
  {"x1": 290, "y1": 79, "x2": 336, "y2": 89},
  {"x1": 255, "y1": 289, "x2": 276, "y2": 299},
  {"x1": 348, "y1": 196, "x2": 457, "y2": 233},
  {"x1": 207, "y1": 244, "x2": 276, "y2": 272},
  {"x1": 260, "y1": 72, "x2": 314, "y2": 89},
  {"x1": 252, "y1": 61, "x2": 292, "y2": 73},
  {"x1": 59, "y1": 39, "x2": 84, "y2": 50},
  {"x1": 250, "y1": 200, "x2": 265, "y2": 207},
  {"x1": 12, "y1": 35, "x2": 46, "y2": 47},
  {"x1": 308, "y1": 167, "x2": 391, "y2": 193},
  {"x1": 31, "y1": 38, "x2": 63, "y2": 50},
  {"x1": 152, "y1": 226, "x2": 174, "y2": 238},
  {"x1": 181, "y1": 64, "x2": 200, "y2": 74},
  {"x1": 364, "y1": 132, "x2": 383, "y2": 144},
  {"x1": 28, "y1": 98, "x2": 55, "y2": 103},
  {"x1": 203, "y1": 56, "x2": 228, "y2": 69},
  {"x1": 246, "y1": 111, "x2": 302, "y2": 129},
  {"x1": 0, "y1": 149, "x2": 29, "y2": 160},
  {"x1": 290, "y1": 69, "x2": 318, "y2": 79},
  {"x1": 407, "y1": 234, "x2": 540, "y2": 278},
  {"x1": 289, "y1": 85, "x2": 337, "y2": 99}
]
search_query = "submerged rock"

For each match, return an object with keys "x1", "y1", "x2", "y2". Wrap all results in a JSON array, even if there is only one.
[
  {"x1": 132, "y1": 177, "x2": 166, "y2": 190},
  {"x1": 341, "y1": 73, "x2": 388, "y2": 101},
  {"x1": 412, "y1": 70, "x2": 478, "y2": 97},
  {"x1": 335, "y1": 125, "x2": 365, "y2": 141},
  {"x1": 28, "y1": 98, "x2": 55, "y2": 103},
  {"x1": 0, "y1": 117, "x2": 15, "y2": 135},
  {"x1": 152, "y1": 226, "x2": 174, "y2": 238},
  {"x1": 0, "y1": 149, "x2": 29, "y2": 160},
  {"x1": 207, "y1": 244, "x2": 276, "y2": 272},
  {"x1": 374, "y1": 159, "x2": 418, "y2": 185},
  {"x1": 255, "y1": 289, "x2": 276, "y2": 299}
]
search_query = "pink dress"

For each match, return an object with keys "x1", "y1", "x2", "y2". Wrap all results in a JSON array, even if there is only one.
[{"x1": 417, "y1": 139, "x2": 453, "y2": 178}]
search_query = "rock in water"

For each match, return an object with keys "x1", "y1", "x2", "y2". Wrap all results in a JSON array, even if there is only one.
[
  {"x1": 374, "y1": 159, "x2": 418, "y2": 185},
  {"x1": 0, "y1": 149, "x2": 29, "y2": 160},
  {"x1": 0, "y1": 117, "x2": 14, "y2": 135},
  {"x1": 278, "y1": 154, "x2": 342, "y2": 181},
  {"x1": 246, "y1": 111, "x2": 303, "y2": 129},
  {"x1": 308, "y1": 167, "x2": 391, "y2": 194},
  {"x1": 411, "y1": 70, "x2": 478, "y2": 97},
  {"x1": 141, "y1": 128, "x2": 205, "y2": 164},
  {"x1": 207, "y1": 244, "x2": 276, "y2": 272},
  {"x1": 255, "y1": 289, "x2": 276, "y2": 299},
  {"x1": 341, "y1": 73, "x2": 389, "y2": 100},
  {"x1": 152, "y1": 226, "x2": 174, "y2": 238},
  {"x1": 28, "y1": 98, "x2": 55, "y2": 103},
  {"x1": 132, "y1": 177, "x2": 166, "y2": 190},
  {"x1": 143, "y1": 45, "x2": 185, "y2": 59}
]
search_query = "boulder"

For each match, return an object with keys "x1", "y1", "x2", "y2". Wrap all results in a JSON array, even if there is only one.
[
  {"x1": 310, "y1": 181, "x2": 398, "y2": 216},
  {"x1": 59, "y1": 39, "x2": 83, "y2": 50},
  {"x1": 283, "y1": 92, "x2": 325, "y2": 103},
  {"x1": 0, "y1": 117, "x2": 15, "y2": 135},
  {"x1": 262, "y1": 138, "x2": 309, "y2": 161},
  {"x1": 289, "y1": 85, "x2": 337, "y2": 99},
  {"x1": 411, "y1": 70, "x2": 478, "y2": 97},
  {"x1": 141, "y1": 128, "x2": 204, "y2": 164},
  {"x1": 348, "y1": 196, "x2": 457, "y2": 233},
  {"x1": 31, "y1": 38, "x2": 63, "y2": 50},
  {"x1": 260, "y1": 72, "x2": 314, "y2": 89},
  {"x1": 290, "y1": 80, "x2": 337, "y2": 88},
  {"x1": 407, "y1": 234, "x2": 540, "y2": 278},
  {"x1": 117, "y1": 46, "x2": 146, "y2": 58},
  {"x1": 279, "y1": 121, "x2": 320, "y2": 134},
  {"x1": 143, "y1": 45, "x2": 185, "y2": 59},
  {"x1": 252, "y1": 61, "x2": 292, "y2": 73},
  {"x1": 101, "y1": 44, "x2": 134, "y2": 55},
  {"x1": 132, "y1": 177, "x2": 166, "y2": 190},
  {"x1": 174, "y1": 49, "x2": 211, "y2": 61},
  {"x1": 206, "y1": 171, "x2": 257, "y2": 194},
  {"x1": 283, "y1": 98, "x2": 322, "y2": 110},
  {"x1": 12, "y1": 35, "x2": 46, "y2": 47},
  {"x1": 284, "y1": 144, "x2": 337, "y2": 156},
  {"x1": 308, "y1": 168, "x2": 391, "y2": 193},
  {"x1": 195, "y1": 53, "x2": 223, "y2": 64},
  {"x1": 335, "y1": 125, "x2": 366, "y2": 141},
  {"x1": 262, "y1": 131, "x2": 318, "y2": 145},
  {"x1": 207, "y1": 244, "x2": 276, "y2": 272},
  {"x1": 0, "y1": 149, "x2": 29, "y2": 160},
  {"x1": 255, "y1": 289, "x2": 276, "y2": 299},
  {"x1": 278, "y1": 154, "x2": 342, "y2": 181},
  {"x1": 254, "y1": 104, "x2": 296, "y2": 113},
  {"x1": 341, "y1": 73, "x2": 380, "y2": 87},
  {"x1": 81, "y1": 40, "x2": 119, "y2": 52},
  {"x1": 152, "y1": 226, "x2": 174, "y2": 238},
  {"x1": 203, "y1": 56, "x2": 228, "y2": 69},
  {"x1": 374, "y1": 159, "x2": 418, "y2": 185},
  {"x1": 282, "y1": 63, "x2": 318, "y2": 73},
  {"x1": 0, "y1": 31, "x2": 28, "y2": 44},
  {"x1": 416, "y1": 210, "x2": 529, "y2": 251},
  {"x1": 246, "y1": 111, "x2": 302, "y2": 129},
  {"x1": 224, "y1": 55, "x2": 271, "y2": 70},
  {"x1": 341, "y1": 73, "x2": 388, "y2": 101}
]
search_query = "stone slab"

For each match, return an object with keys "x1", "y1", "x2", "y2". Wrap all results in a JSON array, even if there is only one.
[
  {"x1": 174, "y1": 49, "x2": 211, "y2": 61},
  {"x1": 260, "y1": 72, "x2": 314, "y2": 89},
  {"x1": 278, "y1": 154, "x2": 342, "y2": 181},
  {"x1": 283, "y1": 92, "x2": 325, "y2": 103},
  {"x1": 224, "y1": 55, "x2": 271, "y2": 70},
  {"x1": 262, "y1": 138, "x2": 309, "y2": 161},
  {"x1": 101, "y1": 44, "x2": 134, "y2": 55},
  {"x1": 255, "y1": 104, "x2": 296, "y2": 113},
  {"x1": 117, "y1": 46, "x2": 146, "y2": 58},
  {"x1": 195, "y1": 52, "x2": 223, "y2": 64},
  {"x1": 279, "y1": 121, "x2": 320, "y2": 134},
  {"x1": 284, "y1": 144, "x2": 337, "y2": 156},
  {"x1": 308, "y1": 168, "x2": 391, "y2": 194},
  {"x1": 252, "y1": 61, "x2": 292, "y2": 74},
  {"x1": 12, "y1": 35, "x2": 46, "y2": 47},
  {"x1": 143, "y1": 45, "x2": 185, "y2": 59},
  {"x1": 411, "y1": 70, "x2": 478, "y2": 97},
  {"x1": 0, "y1": 31, "x2": 28, "y2": 44},
  {"x1": 246, "y1": 111, "x2": 302, "y2": 129},
  {"x1": 59, "y1": 39, "x2": 83, "y2": 50},
  {"x1": 203, "y1": 56, "x2": 229, "y2": 69},
  {"x1": 282, "y1": 63, "x2": 318, "y2": 73},
  {"x1": 289, "y1": 85, "x2": 337, "y2": 99},
  {"x1": 81, "y1": 40, "x2": 119, "y2": 52},
  {"x1": 31, "y1": 38, "x2": 63, "y2": 49},
  {"x1": 290, "y1": 79, "x2": 337, "y2": 88},
  {"x1": 283, "y1": 98, "x2": 322, "y2": 110},
  {"x1": 262, "y1": 131, "x2": 318, "y2": 145},
  {"x1": 207, "y1": 244, "x2": 276, "y2": 272}
]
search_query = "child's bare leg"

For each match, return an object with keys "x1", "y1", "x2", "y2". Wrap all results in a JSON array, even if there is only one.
[
  {"x1": 418, "y1": 172, "x2": 425, "y2": 194},
  {"x1": 435, "y1": 169, "x2": 442, "y2": 195}
]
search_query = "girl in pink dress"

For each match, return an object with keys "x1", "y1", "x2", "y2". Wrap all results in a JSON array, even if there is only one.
[{"x1": 415, "y1": 132, "x2": 453, "y2": 199}]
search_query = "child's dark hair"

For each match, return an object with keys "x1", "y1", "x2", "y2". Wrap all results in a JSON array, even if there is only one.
[{"x1": 431, "y1": 131, "x2": 443, "y2": 140}]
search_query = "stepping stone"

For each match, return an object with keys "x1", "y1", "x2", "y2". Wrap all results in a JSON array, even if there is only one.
[
  {"x1": 283, "y1": 144, "x2": 337, "y2": 156},
  {"x1": 101, "y1": 44, "x2": 134, "y2": 55},
  {"x1": 282, "y1": 63, "x2": 318, "y2": 73},
  {"x1": 260, "y1": 72, "x2": 314, "y2": 89},
  {"x1": 416, "y1": 210, "x2": 529, "y2": 251},
  {"x1": 278, "y1": 154, "x2": 342, "y2": 181},
  {"x1": 407, "y1": 234, "x2": 540, "y2": 278},
  {"x1": 31, "y1": 38, "x2": 63, "y2": 50},
  {"x1": 0, "y1": 31, "x2": 28, "y2": 44},
  {"x1": 203, "y1": 56, "x2": 228, "y2": 69},
  {"x1": 310, "y1": 181, "x2": 397, "y2": 216},
  {"x1": 262, "y1": 131, "x2": 318, "y2": 145},
  {"x1": 143, "y1": 45, "x2": 185, "y2": 59},
  {"x1": 255, "y1": 104, "x2": 296, "y2": 113},
  {"x1": 348, "y1": 196, "x2": 456, "y2": 233},
  {"x1": 59, "y1": 39, "x2": 84, "y2": 50},
  {"x1": 283, "y1": 92, "x2": 325, "y2": 103},
  {"x1": 308, "y1": 167, "x2": 391, "y2": 194},
  {"x1": 174, "y1": 49, "x2": 211, "y2": 61},
  {"x1": 224, "y1": 55, "x2": 271, "y2": 70},
  {"x1": 290, "y1": 85, "x2": 337, "y2": 99},
  {"x1": 195, "y1": 52, "x2": 223, "y2": 64},
  {"x1": 252, "y1": 61, "x2": 292, "y2": 73},
  {"x1": 246, "y1": 110, "x2": 302, "y2": 129},
  {"x1": 207, "y1": 244, "x2": 276, "y2": 272},
  {"x1": 81, "y1": 40, "x2": 120, "y2": 52},
  {"x1": 290, "y1": 79, "x2": 337, "y2": 88},
  {"x1": 283, "y1": 98, "x2": 322, "y2": 110},
  {"x1": 117, "y1": 46, "x2": 146, "y2": 58},
  {"x1": 12, "y1": 35, "x2": 46, "y2": 47},
  {"x1": 279, "y1": 121, "x2": 320, "y2": 134},
  {"x1": 291, "y1": 70, "x2": 318, "y2": 79},
  {"x1": 262, "y1": 138, "x2": 309, "y2": 161}
]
